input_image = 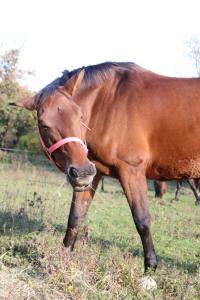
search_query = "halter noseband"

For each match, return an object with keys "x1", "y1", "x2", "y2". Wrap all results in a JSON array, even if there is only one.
[{"x1": 39, "y1": 134, "x2": 88, "y2": 160}]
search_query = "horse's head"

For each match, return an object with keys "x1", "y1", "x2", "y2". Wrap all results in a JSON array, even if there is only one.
[{"x1": 13, "y1": 69, "x2": 96, "y2": 191}]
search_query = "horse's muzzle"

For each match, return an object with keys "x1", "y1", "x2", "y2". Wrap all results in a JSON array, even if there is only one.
[{"x1": 66, "y1": 163, "x2": 96, "y2": 191}]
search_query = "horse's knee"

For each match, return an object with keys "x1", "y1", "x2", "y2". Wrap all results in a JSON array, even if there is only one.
[{"x1": 134, "y1": 214, "x2": 151, "y2": 234}]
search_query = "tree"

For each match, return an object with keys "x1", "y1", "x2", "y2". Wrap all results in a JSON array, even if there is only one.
[
  {"x1": 185, "y1": 37, "x2": 200, "y2": 77},
  {"x1": 0, "y1": 48, "x2": 33, "y2": 82},
  {"x1": 0, "y1": 47, "x2": 39, "y2": 151}
]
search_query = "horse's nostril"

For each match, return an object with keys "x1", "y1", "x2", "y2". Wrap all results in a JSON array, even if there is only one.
[
  {"x1": 89, "y1": 163, "x2": 96, "y2": 175},
  {"x1": 68, "y1": 166, "x2": 79, "y2": 178},
  {"x1": 67, "y1": 163, "x2": 96, "y2": 179}
]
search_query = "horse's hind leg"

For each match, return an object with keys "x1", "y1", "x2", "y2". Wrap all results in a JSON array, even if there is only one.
[
  {"x1": 63, "y1": 173, "x2": 101, "y2": 249},
  {"x1": 175, "y1": 181, "x2": 183, "y2": 201},
  {"x1": 118, "y1": 165, "x2": 157, "y2": 272},
  {"x1": 187, "y1": 179, "x2": 200, "y2": 205},
  {"x1": 154, "y1": 180, "x2": 166, "y2": 199}
]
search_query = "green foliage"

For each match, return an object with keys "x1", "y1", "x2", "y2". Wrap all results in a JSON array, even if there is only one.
[
  {"x1": 0, "y1": 47, "x2": 38, "y2": 151},
  {"x1": 17, "y1": 130, "x2": 39, "y2": 152},
  {"x1": 0, "y1": 99, "x2": 38, "y2": 150}
]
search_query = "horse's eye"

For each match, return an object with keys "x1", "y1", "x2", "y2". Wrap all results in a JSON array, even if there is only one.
[{"x1": 42, "y1": 125, "x2": 49, "y2": 130}]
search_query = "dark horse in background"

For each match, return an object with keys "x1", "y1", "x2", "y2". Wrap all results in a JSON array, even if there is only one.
[
  {"x1": 13, "y1": 62, "x2": 200, "y2": 272},
  {"x1": 154, "y1": 179, "x2": 200, "y2": 204}
]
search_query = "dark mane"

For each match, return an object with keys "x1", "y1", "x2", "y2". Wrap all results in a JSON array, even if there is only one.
[
  {"x1": 36, "y1": 62, "x2": 137, "y2": 104},
  {"x1": 83, "y1": 61, "x2": 137, "y2": 85}
]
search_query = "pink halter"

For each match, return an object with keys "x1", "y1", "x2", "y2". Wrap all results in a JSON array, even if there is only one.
[{"x1": 39, "y1": 133, "x2": 88, "y2": 160}]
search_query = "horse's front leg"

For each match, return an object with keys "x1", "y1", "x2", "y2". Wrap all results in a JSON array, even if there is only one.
[
  {"x1": 63, "y1": 173, "x2": 101, "y2": 249},
  {"x1": 119, "y1": 165, "x2": 157, "y2": 271}
]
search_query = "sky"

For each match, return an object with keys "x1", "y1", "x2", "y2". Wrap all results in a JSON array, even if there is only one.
[{"x1": 1, "y1": 0, "x2": 200, "y2": 91}]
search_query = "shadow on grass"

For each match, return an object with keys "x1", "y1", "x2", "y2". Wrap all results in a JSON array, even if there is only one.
[
  {"x1": 42, "y1": 224, "x2": 199, "y2": 275},
  {"x1": 0, "y1": 210, "x2": 198, "y2": 274},
  {"x1": 0, "y1": 211, "x2": 44, "y2": 235},
  {"x1": 157, "y1": 254, "x2": 198, "y2": 273},
  {"x1": 89, "y1": 236, "x2": 198, "y2": 274},
  {"x1": 0, "y1": 210, "x2": 69, "y2": 236}
]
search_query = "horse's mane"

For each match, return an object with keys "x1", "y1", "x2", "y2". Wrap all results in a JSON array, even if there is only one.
[{"x1": 36, "y1": 62, "x2": 138, "y2": 104}]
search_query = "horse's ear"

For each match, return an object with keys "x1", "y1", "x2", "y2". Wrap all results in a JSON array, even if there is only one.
[
  {"x1": 9, "y1": 96, "x2": 36, "y2": 111},
  {"x1": 64, "y1": 68, "x2": 85, "y2": 96}
]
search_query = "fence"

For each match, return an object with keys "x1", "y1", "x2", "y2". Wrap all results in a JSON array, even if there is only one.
[
  {"x1": 0, "y1": 147, "x2": 54, "y2": 168},
  {"x1": 0, "y1": 148, "x2": 121, "y2": 193},
  {"x1": 0, "y1": 147, "x2": 187, "y2": 195}
]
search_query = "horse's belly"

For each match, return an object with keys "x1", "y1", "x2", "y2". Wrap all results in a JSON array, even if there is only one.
[{"x1": 147, "y1": 157, "x2": 200, "y2": 180}]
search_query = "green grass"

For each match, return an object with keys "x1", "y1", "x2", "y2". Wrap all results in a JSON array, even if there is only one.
[{"x1": 0, "y1": 152, "x2": 200, "y2": 299}]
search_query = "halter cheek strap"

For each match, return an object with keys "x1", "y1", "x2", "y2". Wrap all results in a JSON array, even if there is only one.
[{"x1": 39, "y1": 133, "x2": 88, "y2": 160}]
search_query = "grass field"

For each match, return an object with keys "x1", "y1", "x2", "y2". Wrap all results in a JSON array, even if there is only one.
[{"x1": 1, "y1": 151, "x2": 200, "y2": 299}]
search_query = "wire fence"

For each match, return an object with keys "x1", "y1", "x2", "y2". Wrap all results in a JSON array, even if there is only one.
[
  {"x1": 0, "y1": 147, "x2": 39, "y2": 154},
  {"x1": 1, "y1": 147, "x2": 195, "y2": 210},
  {"x1": 0, "y1": 147, "x2": 121, "y2": 193},
  {"x1": 0, "y1": 146, "x2": 56, "y2": 169},
  {"x1": 0, "y1": 147, "x2": 166, "y2": 193},
  {"x1": 0, "y1": 147, "x2": 63, "y2": 187}
]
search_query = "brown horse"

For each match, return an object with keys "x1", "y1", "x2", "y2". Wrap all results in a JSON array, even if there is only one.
[{"x1": 12, "y1": 62, "x2": 200, "y2": 271}]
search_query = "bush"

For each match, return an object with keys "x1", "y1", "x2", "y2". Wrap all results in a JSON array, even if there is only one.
[
  {"x1": 17, "y1": 131, "x2": 40, "y2": 153},
  {"x1": 0, "y1": 47, "x2": 37, "y2": 151}
]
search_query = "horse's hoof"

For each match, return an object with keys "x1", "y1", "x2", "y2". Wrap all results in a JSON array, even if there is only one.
[
  {"x1": 62, "y1": 240, "x2": 74, "y2": 251},
  {"x1": 144, "y1": 258, "x2": 157, "y2": 274}
]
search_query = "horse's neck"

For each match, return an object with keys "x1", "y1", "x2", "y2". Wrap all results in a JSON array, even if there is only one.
[{"x1": 77, "y1": 83, "x2": 112, "y2": 119}]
